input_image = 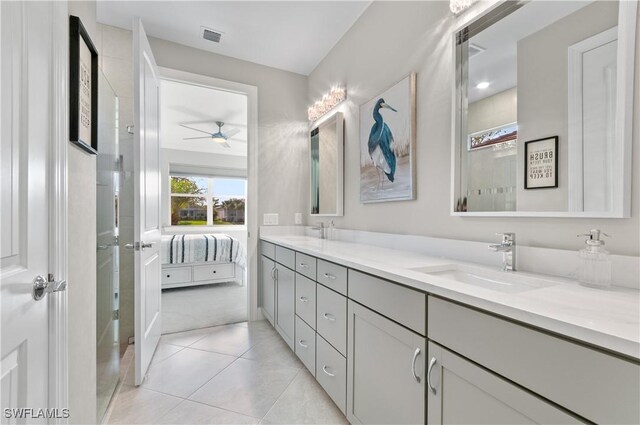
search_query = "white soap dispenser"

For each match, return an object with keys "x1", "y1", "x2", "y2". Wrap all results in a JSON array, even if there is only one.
[{"x1": 577, "y1": 229, "x2": 611, "y2": 289}]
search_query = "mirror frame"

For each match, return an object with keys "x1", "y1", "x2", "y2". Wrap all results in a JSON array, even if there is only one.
[
  {"x1": 309, "y1": 111, "x2": 345, "y2": 217},
  {"x1": 450, "y1": 0, "x2": 637, "y2": 218}
]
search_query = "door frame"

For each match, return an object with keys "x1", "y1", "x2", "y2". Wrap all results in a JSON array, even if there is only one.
[
  {"x1": 49, "y1": 1, "x2": 69, "y2": 419},
  {"x1": 157, "y1": 67, "x2": 260, "y2": 322}
]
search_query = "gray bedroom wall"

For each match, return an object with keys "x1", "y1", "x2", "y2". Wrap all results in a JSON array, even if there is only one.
[{"x1": 307, "y1": 1, "x2": 640, "y2": 256}]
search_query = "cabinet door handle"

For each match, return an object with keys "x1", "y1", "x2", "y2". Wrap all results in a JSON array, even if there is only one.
[
  {"x1": 323, "y1": 313, "x2": 336, "y2": 322},
  {"x1": 298, "y1": 339, "x2": 309, "y2": 348},
  {"x1": 274, "y1": 267, "x2": 278, "y2": 281},
  {"x1": 322, "y1": 365, "x2": 335, "y2": 377},
  {"x1": 270, "y1": 266, "x2": 276, "y2": 280},
  {"x1": 323, "y1": 273, "x2": 336, "y2": 280},
  {"x1": 299, "y1": 296, "x2": 309, "y2": 303},
  {"x1": 299, "y1": 263, "x2": 309, "y2": 269},
  {"x1": 412, "y1": 348, "x2": 422, "y2": 384},
  {"x1": 427, "y1": 356, "x2": 437, "y2": 394}
]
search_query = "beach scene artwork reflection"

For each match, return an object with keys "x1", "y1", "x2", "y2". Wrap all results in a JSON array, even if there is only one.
[{"x1": 360, "y1": 73, "x2": 416, "y2": 203}]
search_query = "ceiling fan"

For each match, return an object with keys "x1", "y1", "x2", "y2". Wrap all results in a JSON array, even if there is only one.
[{"x1": 180, "y1": 121, "x2": 240, "y2": 148}]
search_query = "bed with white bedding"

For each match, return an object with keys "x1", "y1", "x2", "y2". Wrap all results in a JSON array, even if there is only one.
[{"x1": 161, "y1": 234, "x2": 246, "y2": 289}]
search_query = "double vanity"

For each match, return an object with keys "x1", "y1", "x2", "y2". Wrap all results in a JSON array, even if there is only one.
[{"x1": 259, "y1": 234, "x2": 639, "y2": 425}]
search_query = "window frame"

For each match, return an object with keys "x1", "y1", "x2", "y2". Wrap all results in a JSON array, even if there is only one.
[{"x1": 169, "y1": 174, "x2": 247, "y2": 227}]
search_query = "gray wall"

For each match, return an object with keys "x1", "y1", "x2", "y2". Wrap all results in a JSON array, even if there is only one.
[
  {"x1": 307, "y1": 1, "x2": 640, "y2": 256},
  {"x1": 517, "y1": 1, "x2": 618, "y2": 211},
  {"x1": 67, "y1": 3, "x2": 97, "y2": 424},
  {"x1": 148, "y1": 37, "x2": 309, "y2": 228},
  {"x1": 98, "y1": 24, "x2": 309, "y2": 344}
]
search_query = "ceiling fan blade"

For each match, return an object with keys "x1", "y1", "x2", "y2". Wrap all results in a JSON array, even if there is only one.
[
  {"x1": 182, "y1": 136, "x2": 212, "y2": 140},
  {"x1": 225, "y1": 128, "x2": 241, "y2": 138},
  {"x1": 180, "y1": 124, "x2": 213, "y2": 136}
]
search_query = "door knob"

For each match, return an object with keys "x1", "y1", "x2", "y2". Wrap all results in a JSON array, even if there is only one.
[{"x1": 32, "y1": 274, "x2": 67, "y2": 301}]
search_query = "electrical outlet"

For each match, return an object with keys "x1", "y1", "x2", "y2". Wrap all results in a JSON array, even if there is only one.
[
  {"x1": 294, "y1": 213, "x2": 302, "y2": 225},
  {"x1": 263, "y1": 213, "x2": 279, "y2": 226}
]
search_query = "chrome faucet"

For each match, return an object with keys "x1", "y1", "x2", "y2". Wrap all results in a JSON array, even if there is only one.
[
  {"x1": 488, "y1": 233, "x2": 516, "y2": 271},
  {"x1": 312, "y1": 222, "x2": 326, "y2": 239}
]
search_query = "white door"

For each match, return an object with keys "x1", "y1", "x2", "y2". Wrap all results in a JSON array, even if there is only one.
[
  {"x1": 133, "y1": 17, "x2": 162, "y2": 385},
  {"x1": 1, "y1": 1, "x2": 65, "y2": 419}
]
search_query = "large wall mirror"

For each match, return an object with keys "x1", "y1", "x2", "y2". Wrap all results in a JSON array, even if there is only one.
[
  {"x1": 310, "y1": 112, "x2": 344, "y2": 216},
  {"x1": 452, "y1": 0, "x2": 637, "y2": 217}
]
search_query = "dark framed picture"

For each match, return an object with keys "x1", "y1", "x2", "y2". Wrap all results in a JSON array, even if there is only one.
[
  {"x1": 524, "y1": 136, "x2": 558, "y2": 189},
  {"x1": 70, "y1": 15, "x2": 98, "y2": 154}
]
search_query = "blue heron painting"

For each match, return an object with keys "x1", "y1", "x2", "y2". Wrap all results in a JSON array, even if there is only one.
[
  {"x1": 360, "y1": 73, "x2": 416, "y2": 203},
  {"x1": 368, "y1": 98, "x2": 397, "y2": 189}
]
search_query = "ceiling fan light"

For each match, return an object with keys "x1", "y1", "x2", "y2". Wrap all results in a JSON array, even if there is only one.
[{"x1": 212, "y1": 136, "x2": 226, "y2": 144}]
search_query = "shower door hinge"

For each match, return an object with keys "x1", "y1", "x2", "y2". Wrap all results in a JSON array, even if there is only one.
[{"x1": 113, "y1": 309, "x2": 119, "y2": 320}]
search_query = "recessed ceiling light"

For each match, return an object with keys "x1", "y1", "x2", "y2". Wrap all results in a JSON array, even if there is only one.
[{"x1": 476, "y1": 82, "x2": 490, "y2": 89}]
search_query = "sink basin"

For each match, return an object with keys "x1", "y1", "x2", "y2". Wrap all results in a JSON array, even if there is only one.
[{"x1": 411, "y1": 264, "x2": 557, "y2": 294}]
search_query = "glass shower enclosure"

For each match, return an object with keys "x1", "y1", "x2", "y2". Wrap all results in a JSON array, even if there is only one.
[{"x1": 96, "y1": 70, "x2": 120, "y2": 423}]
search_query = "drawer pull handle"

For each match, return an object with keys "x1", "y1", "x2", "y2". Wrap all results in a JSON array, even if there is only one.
[
  {"x1": 427, "y1": 356, "x2": 437, "y2": 394},
  {"x1": 299, "y1": 263, "x2": 309, "y2": 269},
  {"x1": 322, "y1": 365, "x2": 335, "y2": 377},
  {"x1": 298, "y1": 339, "x2": 309, "y2": 348},
  {"x1": 323, "y1": 273, "x2": 336, "y2": 280},
  {"x1": 299, "y1": 296, "x2": 309, "y2": 303},
  {"x1": 166, "y1": 275, "x2": 170, "y2": 278},
  {"x1": 412, "y1": 348, "x2": 422, "y2": 384},
  {"x1": 323, "y1": 313, "x2": 336, "y2": 322}
]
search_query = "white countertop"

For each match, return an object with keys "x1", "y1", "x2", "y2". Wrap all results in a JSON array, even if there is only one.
[{"x1": 261, "y1": 234, "x2": 640, "y2": 360}]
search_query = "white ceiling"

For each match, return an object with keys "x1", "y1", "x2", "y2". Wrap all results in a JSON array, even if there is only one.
[
  {"x1": 160, "y1": 79, "x2": 248, "y2": 156},
  {"x1": 468, "y1": 1, "x2": 595, "y2": 103},
  {"x1": 96, "y1": 1, "x2": 371, "y2": 75}
]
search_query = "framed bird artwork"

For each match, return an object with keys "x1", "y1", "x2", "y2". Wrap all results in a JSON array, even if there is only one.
[{"x1": 359, "y1": 73, "x2": 416, "y2": 203}]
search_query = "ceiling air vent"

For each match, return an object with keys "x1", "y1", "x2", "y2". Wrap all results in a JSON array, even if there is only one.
[
  {"x1": 201, "y1": 27, "x2": 223, "y2": 43},
  {"x1": 469, "y1": 43, "x2": 486, "y2": 58}
]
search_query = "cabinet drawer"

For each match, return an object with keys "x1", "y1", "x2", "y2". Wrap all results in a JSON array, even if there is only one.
[
  {"x1": 162, "y1": 267, "x2": 191, "y2": 285},
  {"x1": 295, "y1": 316, "x2": 316, "y2": 376},
  {"x1": 348, "y1": 270, "x2": 426, "y2": 335},
  {"x1": 428, "y1": 296, "x2": 640, "y2": 425},
  {"x1": 261, "y1": 241, "x2": 275, "y2": 260},
  {"x1": 275, "y1": 245, "x2": 295, "y2": 269},
  {"x1": 192, "y1": 263, "x2": 235, "y2": 282},
  {"x1": 317, "y1": 259, "x2": 347, "y2": 295},
  {"x1": 316, "y1": 284, "x2": 347, "y2": 356},
  {"x1": 316, "y1": 334, "x2": 346, "y2": 414},
  {"x1": 295, "y1": 252, "x2": 317, "y2": 280},
  {"x1": 295, "y1": 274, "x2": 316, "y2": 329}
]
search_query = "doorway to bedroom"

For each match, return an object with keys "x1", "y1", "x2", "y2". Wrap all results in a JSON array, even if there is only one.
[{"x1": 159, "y1": 74, "x2": 249, "y2": 334}]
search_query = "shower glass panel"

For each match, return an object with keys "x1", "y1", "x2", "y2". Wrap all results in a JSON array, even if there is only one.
[{"x1": 96, "y1": 70, "x2": 120, "y2": 423}]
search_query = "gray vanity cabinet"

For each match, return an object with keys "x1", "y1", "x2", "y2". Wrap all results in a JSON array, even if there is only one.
[
  {"x1": 427, "y1": 341, "x2": 580, "y2": 425},
  {"x1": 274, "y1": 263, "x2": 295, "y2": 349},
  {"x1": 346, "y1": 300, "x2": 426, "y2": 425},
  {"x1": 261, "y1": 255, "x2": 275, "y2": 326}
]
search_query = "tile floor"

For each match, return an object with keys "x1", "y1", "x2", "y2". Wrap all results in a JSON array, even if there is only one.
[{"x1": 104, "y1": 321, "x2": 348, "y2": 425}]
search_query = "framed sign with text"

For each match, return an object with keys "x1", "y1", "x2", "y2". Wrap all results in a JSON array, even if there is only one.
[
  {"x1": 524, "y1": 136, "x2": 558, "y2": 189},
  {"x1": 70, "y1": 15, "x2": 98, "y2": 154}
]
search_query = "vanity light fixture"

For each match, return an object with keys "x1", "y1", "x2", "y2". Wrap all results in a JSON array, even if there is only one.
[
  {"x1": 308, "y1": 87, "x2": 346, "y2": 122},
  {"x1": 450, "y1": 0, "x2": 475, "y2": 15},
  {"x1": 476, "y1": 81, "x2": 490, "y2": 89}
]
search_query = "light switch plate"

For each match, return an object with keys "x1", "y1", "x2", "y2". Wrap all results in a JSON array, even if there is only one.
[
  {"x1": 294, "y1": 213, "x2": 302, "y2": 225},
  {"x1": 263, "y1": 213, "x2": 279, "y2": 225}
]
